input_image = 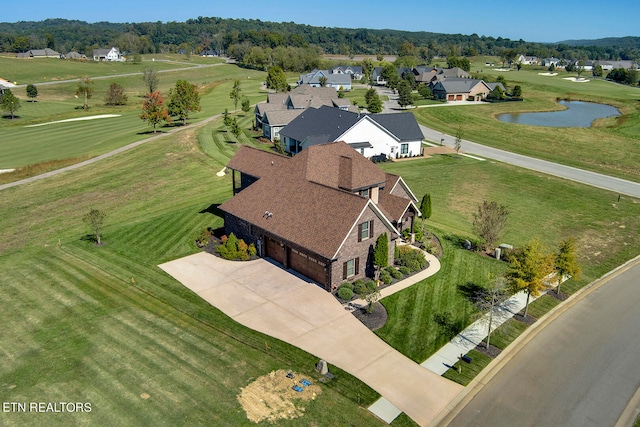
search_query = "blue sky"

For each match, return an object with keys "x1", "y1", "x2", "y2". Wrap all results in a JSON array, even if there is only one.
[{"x1": 2, "y1": 0, "x2": 637, "y2": 43}]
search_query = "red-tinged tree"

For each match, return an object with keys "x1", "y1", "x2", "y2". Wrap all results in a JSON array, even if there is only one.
[{"x1": 139, "y1": 91, "x2": 171, "y2": 132}]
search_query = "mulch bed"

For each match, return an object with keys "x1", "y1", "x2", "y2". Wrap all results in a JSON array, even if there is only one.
[
  {"x1": 513, "y1": 312, "x2": 537, "y2": 325},
  {"x1": 351, "y1": 303, "x2": 388, "y2": 331},
  {"x1": 547, "y1": 290, "x2": 569, "y2": 301},
  {"x1": 474, "y1": 342, "x2": 502, "y2": 358}
]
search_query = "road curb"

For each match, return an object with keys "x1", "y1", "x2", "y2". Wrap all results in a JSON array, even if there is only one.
[{"x1": 430, "y1": 253, "x2": 640, "y2": 427}]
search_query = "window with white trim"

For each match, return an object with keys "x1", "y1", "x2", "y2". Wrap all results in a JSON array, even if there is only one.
[{"x1": 400, "y1": 143, "x2": 409, "y2": 154}]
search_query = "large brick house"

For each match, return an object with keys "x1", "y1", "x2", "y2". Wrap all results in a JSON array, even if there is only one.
[{"x1": 218, "y1": 141, "x2": 420, "y2": 290}]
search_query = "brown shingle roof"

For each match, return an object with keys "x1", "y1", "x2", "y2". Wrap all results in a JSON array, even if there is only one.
[
  {"x1": 298, "y1": 141, "x2": 386, "y2": 191},
  {"x1": 225, "y1": 145, "x2": 290, "y2": 179},
  {"x1": 220, "y1": 141, "x2": 402, "y2": 259}
]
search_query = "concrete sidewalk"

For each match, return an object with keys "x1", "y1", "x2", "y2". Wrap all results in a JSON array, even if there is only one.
[
  {"x1": 159, "y1": 252, "x2": 462, "y2": 427},
  {"x1": 368, "y1": 287, "x2": 547, "y2": 423}
]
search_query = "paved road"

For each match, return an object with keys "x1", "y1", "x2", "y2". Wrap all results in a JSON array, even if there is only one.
[
  {"x1": 419, "y1": 125, "x2": 640, "y2": 199},
  {"x1": 446, "y1": 258, "x2": 640, "y2": 427}
]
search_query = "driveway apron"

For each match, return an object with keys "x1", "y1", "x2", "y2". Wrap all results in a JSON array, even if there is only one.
[{"x1": 159, "y1": 252, "x2": 462, "y2": 426}]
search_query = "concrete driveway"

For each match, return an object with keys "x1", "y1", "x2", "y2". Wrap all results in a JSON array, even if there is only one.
[{"x1": 159, "y1": 252, "x2": 462, "y2": 426}]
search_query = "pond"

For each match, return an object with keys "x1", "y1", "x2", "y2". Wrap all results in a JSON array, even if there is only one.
[{"x1": 497, "y1": 100, "x2": 620, "y2": 127}]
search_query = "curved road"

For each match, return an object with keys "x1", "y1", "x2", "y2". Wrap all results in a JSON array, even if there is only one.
[{"x1": 444, "y1": 257, "x2": 640, "y2": 427}]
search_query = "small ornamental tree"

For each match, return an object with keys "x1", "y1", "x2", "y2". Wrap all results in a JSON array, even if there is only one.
[
  {"x1": 397, "y1": 80, "x2": 413, "y2": 108},
  {"x1": 505, "y1": 240, "x2": 554, "y2": 317},
  {"x1": 142, "y1": 67, "x2": 159, "y2": 94},
  {"x1": 554, "y1": 237, "x2": 581, "y2": 294},
  {"x1": 26, "y1": 84, "x2": 38, "y2": 101},
  {"x1": 75, "y1": 77, "x2": 93, "y2": 111},
  {"x1": 472, "y1": 200, "x2": 509, "y2": 251},
  {"x1": 512, "y1": 85, "x2": 523, "y2": 98},
  {"x1": 83, "y1": 209, "x2": 106, "y2": 245},
  {"x1": 241, "y1": 97, "x2": 251, "y2": 113},
  {"x1": 420, "y1": 193, "x2": 432, "y2": 233},
  {"x1": 104, "y1": 83, "x2": 128, "y2": 106},
  {"x1": 0, "y1": 90, "x2": 20, "y2": 119},
  {"x1": 229, "y1": 79, "x2": 241, "y2": 111},
  {"x1": 365, "y1": 88, "x2": 382, "y2": 113},
  {"x1": 139, "y1": 91, "x2": 171, "y2": 132},
  {"x1": 318, "y1": 76, "x2": 328, "y2": 87},
  {"x1": 373, "y1": 232, "x2": 389, "y2": 280}
]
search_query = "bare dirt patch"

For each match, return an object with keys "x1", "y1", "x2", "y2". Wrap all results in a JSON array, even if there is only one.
[{"x1": 238, "y1": 369, "x2": 322, "y2": 424}]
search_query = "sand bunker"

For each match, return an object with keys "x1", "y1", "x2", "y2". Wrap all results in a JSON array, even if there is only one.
[
  {"x1": 538, "y1": 72, "x2": 558, "y2": 76},
  {"x1": 25, "y1": 114, "x2": 121, "y2": 127},
  {"x1": 238, "y1": 369, "x2": 322, "y2": 424},
  {"x1": 563, "y1": 77, "x2": 590, "y2": 83}
]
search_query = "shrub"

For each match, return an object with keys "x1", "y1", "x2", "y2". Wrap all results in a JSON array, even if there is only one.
[
  {"x1": 380, "y1": 270, "x2": 392, "y2": 284},
  {"x1": 337, "y1": 286, "x2": 354, "y2": 300},
  {"x1": 196, "y1": 228, "x2": 212, "y2": 247},
  {"x1": 215, "y1": 232, "x2": 255, "y2": 261},
  {"x1": 398, "y1": 266, "x2": 411, "y2": 275},
  {"x1": 339, "y1": 282, "x2": 354, "y2": 291},
  {"x1": 385, "y1": 266, "x2": 402, "y2": 279},
  {"x1": 396, "y1": 245, "x2": 427, "y2": 272},
  {"x1": 365, "y1": 280, "x2": 377, "y2": 293},
  {"x1": 354, "y1": 280, "x2": 368, "y2": 295}
]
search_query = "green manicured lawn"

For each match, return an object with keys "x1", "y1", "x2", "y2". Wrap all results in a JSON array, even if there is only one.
[
  {"x1": 490, "y1": 318, "x2": 529, "y2": 350},
  {"x1": 376, "y1": 155, "x2": 640, "y2": 363},
  {"x1": 441, "y1": 350, "x2": 492, "y2": 386},
  {"x1": 0, "y1": 63, "x2": 267, "y2": 171},
  {"x1": 414, "y1": 60, "x2": 640, "y2": 182},
  {"x1": 0, "y1": 124, "x2": 383, "y2": 426},
  {"x1": 526, "y1": 294, "x2": 562, "y2": 319}
]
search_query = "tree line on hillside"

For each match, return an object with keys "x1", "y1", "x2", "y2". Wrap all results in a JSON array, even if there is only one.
[{"x1": 0, "y1": 18, "x2": 637, "y2": 62}]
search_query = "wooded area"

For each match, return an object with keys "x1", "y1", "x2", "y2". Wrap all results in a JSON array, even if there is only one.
[{"x1": 1, "y1": 18, "x2": 638, "y2": 62}]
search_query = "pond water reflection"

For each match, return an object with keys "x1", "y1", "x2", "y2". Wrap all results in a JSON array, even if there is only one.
[{"x1": 497, "y1": 101, "x2": 620, "y2": 127}]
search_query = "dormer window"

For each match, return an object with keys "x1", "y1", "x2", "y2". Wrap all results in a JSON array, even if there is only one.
[{"x1": 359, "y1": 188, "x2": 370, "y2": 198}]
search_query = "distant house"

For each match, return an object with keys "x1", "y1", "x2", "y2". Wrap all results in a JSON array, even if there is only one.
[
  {"x1": 200, "y1": 49, "x2": 219, "y2": 57},
  {"x1": 279, "y1": 105, "x2": 424, "y2": 158},
  {"x1": 16, "y1": 48, "x2": 61, "y2": 58},
  {"x1": 432, "y1": 78, "x2": 493, "y2": 101},
  {"x1": 372, "y1": 67, "x2": 386, "y2": 85},
  {"x1": 93, "y1": 47, "x2": 122, "y2": 61},
  {"x1": 542, "y1": 57, "x2": 562, "y2": 68},
  {"x1": 298, "y1": 70, "x2": 352, "y2": 91},
  {"x1": 517, "y1": 55, "x2": 539, "y2": 65},
  {"x1": 331, "y1": 65, "x2": 363, "y2": 80},
  {"x1": 219, "y1": 141, "x2": 420, "y2": 290},
  {"x1": 64, "y1": 51, "x2": 86, "y2": 60},
  {"x1": 254, "y1": 85, "x2": 358, "y2": 141}
]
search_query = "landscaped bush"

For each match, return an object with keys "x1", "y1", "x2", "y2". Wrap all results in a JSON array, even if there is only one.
[
  {"x1": 396, "y1": 245, "x2": 427, "y2": 272},
  {"x1": 402, "y1": 228, "x2": 423, "y2": 242},
  {"x1": 337, "y1": 286, "x2": 354, "y2": 300},
  {"x1": 380, "y1": 270, "x2": 392, "y2": 284},
  {"x1": 385, "y1": 266, "x2": 402, "y2": 279},
  {"x1": 398, "y1": 266, "x2": 411, "y2": 276},
  {"x1": 196, "y1": 227, "x2": 212, "y2": 247},
  {"x1": 354, "y1": 280, "x2": 368, "y2": 295},
  {"x1": 339, "y1": 282, "x2": 354, "y2": 291},
  {"x1": 215, "y1": 233, "x2": 256, "y2": 261}
]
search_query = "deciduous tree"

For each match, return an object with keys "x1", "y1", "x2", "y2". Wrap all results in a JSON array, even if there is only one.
[
  {"x1": 241, "y1": 97, "x2": 251, "y2": 113},
  {"x1": 26, "y1": 84, "x2": 38, "y2": 101},
  {"x1": 168, "y1": 80, "x2": 201, "y2": 125},
  {"x1": 554, "y1": 237, "x2": 581, "y2": 294},
  {"x1": 472, "y1": 200, "x2": 509, "y2": 251},
  {"x1": 104, "y1": 83, "x2": 128, "y2": 106},
  {"x1": 229, "y1": 79, "x2": 241, "y2": 111},
  {"x1": 0, "y1": 90, "x2": 20, "y2": 119},
  {"x1": 139, "y1": 91, "x2": 171, "y2": 132},
  {"x1": 505, "y1": 240, "x2": 554, "y2": 317},
  {"x1": 397, "y1": 80, "x2": 413, "y2": 108},
  {"x1": 365, "y1": 88, "x2": 382, "y2": 113},
  {"x1": 265, "y1": 66, "x2": 288, "y2": 92},
  {"x1": 75, "y1": 77, "x2": 93, "y2": 111},
  {"x1": 142, "y1": 67, "x2": 159, "y2": 94},
  {"x1": 473, "y1": 276, "x2": 509, "y2": 349},
  {"x1": 83, "y1": 209, "x2": 106, "y2": 245}
]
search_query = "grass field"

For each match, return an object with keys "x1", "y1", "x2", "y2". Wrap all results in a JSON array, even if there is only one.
[
  {"x1": 0, "y1": 121, "x2": 383, "y2": 426},
  {"x1": 414, "y1": 57, "x2": 640, "y2": 182},
  {"x1": 375, "y1": 154, "x2": 640, "y2": 363},
  {"x1": 0, "y1": 60, "x2": 267, "y2": 171}
]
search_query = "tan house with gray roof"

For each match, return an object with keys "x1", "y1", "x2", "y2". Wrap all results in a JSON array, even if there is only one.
[{"x1": 219, "y1": 142, "x2": 420, "y2": 290}]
